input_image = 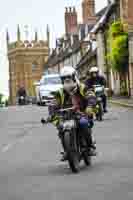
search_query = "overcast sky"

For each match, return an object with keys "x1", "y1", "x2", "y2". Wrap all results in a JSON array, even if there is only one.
[{"x1": 0, "y1": 0, "x2": 107, "y2": 96}]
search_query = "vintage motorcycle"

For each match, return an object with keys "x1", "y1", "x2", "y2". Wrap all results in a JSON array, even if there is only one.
[
  {"x1": 92, "y1": 85, "x2": 105, "y2": 121},
  {"x1": 41, "y1": 107, "x2": 95, "y2": 173},
  {"x1": 18, "y1": 95, "x2": 26, "y2": 105}
]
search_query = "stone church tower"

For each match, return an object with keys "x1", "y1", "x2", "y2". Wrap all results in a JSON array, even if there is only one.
[
  {"x1": 7, "y1": 25, "x2": 50, "y2": 105},
  {"x1": 82, "y1": 0, "x2": 96, "y2": 24}
]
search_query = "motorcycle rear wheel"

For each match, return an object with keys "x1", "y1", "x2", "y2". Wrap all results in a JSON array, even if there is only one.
[{"x1": 83, "y1": 151, "x2": 91, "y2": 166}]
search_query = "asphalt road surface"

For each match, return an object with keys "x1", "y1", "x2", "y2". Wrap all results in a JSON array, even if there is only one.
[{"x1": 0, "y1": 104, "x2": 132, "y2": 200}]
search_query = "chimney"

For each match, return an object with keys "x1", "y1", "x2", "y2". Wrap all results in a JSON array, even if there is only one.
[
  {"x1": 82, "y1": 0, "x2": 96, "y2": 25},
  {"x1": 65, "y1": 6, "x2": 78, "y2": 35}
]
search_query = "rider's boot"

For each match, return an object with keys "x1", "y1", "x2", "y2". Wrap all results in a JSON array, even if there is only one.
[{"x1": 60, "y1": 152, "x2": 68, "y2": 161}]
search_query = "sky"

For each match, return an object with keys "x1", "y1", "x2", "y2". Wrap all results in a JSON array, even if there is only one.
[{"x1": 0, "y1": 0, "x2": 107, "y2": 96}]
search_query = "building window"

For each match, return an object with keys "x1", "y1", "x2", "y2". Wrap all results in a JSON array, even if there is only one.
[{"x1": 32, "y1": 61, "x2": 38, "y2": 71}]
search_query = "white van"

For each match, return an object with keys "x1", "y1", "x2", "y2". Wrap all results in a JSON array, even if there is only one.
[{"x1": 35, "y1": 74, "x2": 62, "y2": 105}]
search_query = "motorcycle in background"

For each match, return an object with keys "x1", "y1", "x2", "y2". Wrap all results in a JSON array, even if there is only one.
[
  {"x1": 18, "y1": 95, "x2": 26, "y2": 105},
  {"x1": 93, "y1": 85, "x2": 106, "y2": 121}
]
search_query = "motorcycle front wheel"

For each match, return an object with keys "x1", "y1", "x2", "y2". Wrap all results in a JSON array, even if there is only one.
[
  {"x1": 64, "y1": 130, "x2": 80, "y2": 173},
  {"x1": 96, "y1": 102, "x2": 103, "y2": 121},
  {"x1": 81, "y1": 133, "x2": 91, "y2": 166}
]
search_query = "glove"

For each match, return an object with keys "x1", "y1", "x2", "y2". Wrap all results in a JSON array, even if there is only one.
[
  {"x1": 41, "y1": 118, "x2": 47, "y2": 124},
  {"x1": 41, "y1": 116, "x2": 52, "y2": 125},
  {"x1": 85, "y1": 107, "x2": 95, "y2": 117},
  {"x1": 56, "y1": 121, "x2": 63, "y2": 131},
  {"x1": 88, "y1": 118, "x2": 94, "y2": 128}
]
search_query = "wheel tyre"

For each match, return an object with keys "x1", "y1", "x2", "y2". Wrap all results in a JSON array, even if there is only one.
[
  {"x1": 97, "y1": 103, "x2": 103, "y2": 121},
  {"x1": 64, "y1": 131, "x2": 79, "y2": 173},
  {"x1": 83, "y1": 151, "x2": 91, "y2": 166},
  {"x1": 37, "y1": 102, "x2": 40, "y2": 106},
  {"x1": 40, "y1": 101, "x2": 45, "y2": 106}
]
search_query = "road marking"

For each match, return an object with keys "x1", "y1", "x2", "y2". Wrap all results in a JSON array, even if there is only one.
[
  {"x1": 1, "y1": 125, "x2": 40, "y2": 153},
  {"x1": 1, "y1": 143, "x2": 14, "y2": 152}
]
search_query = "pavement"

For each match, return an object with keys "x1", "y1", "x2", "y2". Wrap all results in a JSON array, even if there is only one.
[
  {"x1": 109, "y1": 96, "x2": 133, "y2": 108},
  {"x1": 0, "y1": 105, "x2": 133, "y2": 200}
]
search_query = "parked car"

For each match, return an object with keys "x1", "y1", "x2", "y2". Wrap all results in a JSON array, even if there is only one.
[{"x1": 35, "y1": 74, "x2": 62, "y2": 106}]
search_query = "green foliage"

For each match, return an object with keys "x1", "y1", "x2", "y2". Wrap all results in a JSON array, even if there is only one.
[
  {"x1": 110, "y1": 21, "x2": 123, "y2": 38},
  {"x1": 0, "y1": 94, "x2": 3, "y2": 104},
  {"x1": 107, "y1": 21, "x2": 128, "y2": 73},
  {"x1": 0, "y1": 94, "x2": 9, "y2": 106}
]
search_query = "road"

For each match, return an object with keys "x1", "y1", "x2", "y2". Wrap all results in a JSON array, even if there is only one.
[{"x1": 0, "y1": 104, "x2": 133, "y2": 200}]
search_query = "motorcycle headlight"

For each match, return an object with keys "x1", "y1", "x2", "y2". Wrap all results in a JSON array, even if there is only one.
[
  {"x1": 97, "y1": 97, "x2": 102, "y2": 101},
  {"x1": 76, "y1": 113, "x2": 81, "y2": 120},
  {"x1": 63, "y1": 120, "x2": 75, "y2": 129}
]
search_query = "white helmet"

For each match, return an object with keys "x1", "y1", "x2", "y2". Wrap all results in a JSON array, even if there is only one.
[
  {"x1": 60, "y1": 66, "x2": 79, "y2": 82},
  {"x1": 89, "y1": 66, "x2": 99, "y2": 73},
  {"x1": 60, "y1": 66, "x2": 79, "y2": 94},
  {"x1": 60, "y1": 66, "x2": 76, "y2": 77}
]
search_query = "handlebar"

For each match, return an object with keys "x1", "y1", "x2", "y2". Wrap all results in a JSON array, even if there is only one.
[{"x1": 56, "y1": 107, "x2": 88, "y2": 121}]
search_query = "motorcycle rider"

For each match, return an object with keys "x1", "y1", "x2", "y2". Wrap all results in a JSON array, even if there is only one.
[
  {"x1": 86, "y1": 66, "x2": 108, "y2": 113},
  {"x1": 17, "y1": 85, "x2": 27, "y2": 105},
  {"x1": 47, "y1": 66, "x2": 97, "y2": 161}
]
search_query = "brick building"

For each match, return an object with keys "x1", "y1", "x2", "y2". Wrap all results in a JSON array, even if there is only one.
[
  {"x1": 65, "y1": 7, "x2": 78, "y2": 35},
  {"x1": 82, "y1": 0, "x2": 96, "y2": 24}
]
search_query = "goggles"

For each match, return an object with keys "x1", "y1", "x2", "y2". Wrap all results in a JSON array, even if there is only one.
[{"x1": 61, "y1": 75, "x2": 73, "y2": 81}]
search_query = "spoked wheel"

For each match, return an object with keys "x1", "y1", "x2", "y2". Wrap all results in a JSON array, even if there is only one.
[{"x1": 64, "y1": 131, "x2": 80, "y2": 173}]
